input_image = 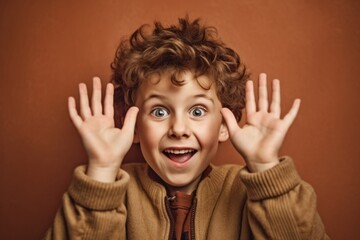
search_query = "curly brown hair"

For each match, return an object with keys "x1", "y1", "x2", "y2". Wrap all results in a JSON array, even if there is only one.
[{"x1": 111, "y1": 16, "x2": 248, "y2": 126}]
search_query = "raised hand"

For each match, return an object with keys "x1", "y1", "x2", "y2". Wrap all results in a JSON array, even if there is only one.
[
  {"x1": 221, "y1": 73, "x2": 300, "y2": 172},
  {"x1": 68, "y1": 77, "x2": 138, "y2": 182}
]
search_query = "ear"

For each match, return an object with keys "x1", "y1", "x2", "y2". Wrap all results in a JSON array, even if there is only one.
[{"x1": 218, "y1": 122, "x2": 229, "y2": 142}]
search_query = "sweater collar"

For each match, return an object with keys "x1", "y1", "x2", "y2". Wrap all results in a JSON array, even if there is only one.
[{"x1": 138, "y1": 163, "x2": 226, "y2": 201}]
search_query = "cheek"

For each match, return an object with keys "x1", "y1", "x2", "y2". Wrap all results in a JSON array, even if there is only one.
[
  {"x1": 137, "y1": 121, "x2": 160, "y2": 162},
  {"x1": 137, "y1": 117, "x2": 166, "y2": 148},
  {"x1": 194, "y1": 117, "x2": 222, "y2": 147}
]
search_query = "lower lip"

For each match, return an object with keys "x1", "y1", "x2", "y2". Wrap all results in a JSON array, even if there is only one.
[{"x1": 163, "y1": 152, "x2": 196, "y2": 168}]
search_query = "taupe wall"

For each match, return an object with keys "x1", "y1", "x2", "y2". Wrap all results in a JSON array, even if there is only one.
[{"x1": 1, "y1": 1, "x2": 359, "y2": 239}]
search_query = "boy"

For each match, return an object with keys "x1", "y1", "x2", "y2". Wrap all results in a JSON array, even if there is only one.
[{"x1": 45, "y1": 17, "x2": 328, "y2": 239}]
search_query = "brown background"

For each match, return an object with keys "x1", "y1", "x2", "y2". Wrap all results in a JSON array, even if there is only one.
[{"x1": 1, "y1": 0, "x2": 359, "y2": 239}]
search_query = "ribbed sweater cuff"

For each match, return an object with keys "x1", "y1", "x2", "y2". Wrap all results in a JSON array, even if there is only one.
[
  {"x1": 68, "y1": 165, "x2": 129, "y2": 210},
  {"x1": 240, "y1": 157, "x2": 301, "y2": 201}
]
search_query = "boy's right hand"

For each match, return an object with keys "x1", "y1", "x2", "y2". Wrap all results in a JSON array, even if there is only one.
[{"x1": 68, "y1": 77, "x2": 138, "y2": 182}]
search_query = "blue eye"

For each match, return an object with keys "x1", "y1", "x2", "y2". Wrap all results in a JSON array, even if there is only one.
[
  {"x1": 190, "y1": 107, "x2": 206, "y2": 117},
  {"x1": 151, "y1": 107, "x2": 169, "y2": 118}
]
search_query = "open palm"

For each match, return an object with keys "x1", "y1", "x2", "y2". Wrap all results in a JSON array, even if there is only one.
[
  {"x1": 221, "y1": 73, "x2": 300, "y2": 172},
  {"x1": 68, "y1": 77, "x2": 138, "y2": 181}
]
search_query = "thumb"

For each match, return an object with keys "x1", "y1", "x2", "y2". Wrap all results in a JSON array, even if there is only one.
[
  {"x1": 220, "y1": 108, "x2": 240, "y2": 137},
  {"x1": 122, "y1": 106, "x2": 139, "y2": 136},
  {"x1": 283, "y1": 98, "x2": 301, "y2": 130}
]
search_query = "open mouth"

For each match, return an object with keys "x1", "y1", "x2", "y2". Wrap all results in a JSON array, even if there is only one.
[{"x1": 163, "y1": 149, "x2": 197, "y2": 164}]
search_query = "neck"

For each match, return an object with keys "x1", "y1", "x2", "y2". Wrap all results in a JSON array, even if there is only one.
[{"x1": 166, "y1": 175, "x2": 201, "y2": 195}]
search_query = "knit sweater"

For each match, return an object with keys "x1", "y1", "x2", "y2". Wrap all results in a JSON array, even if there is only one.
[{"x1": 44, "y1": 157, "x2": 329, "y2": 239}]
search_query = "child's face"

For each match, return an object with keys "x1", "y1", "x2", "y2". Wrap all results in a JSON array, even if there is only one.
[{"x1": 134, "y1": 71, "x2": 229, "y2": 193}]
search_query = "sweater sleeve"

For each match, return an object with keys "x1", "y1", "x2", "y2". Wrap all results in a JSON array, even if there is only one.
[
  {"x1": 44, "y1": 165, "x2": 129, "y2": 240},
  {"x1": 239, "y1": 157, "x2": 330, "y2": 240}
]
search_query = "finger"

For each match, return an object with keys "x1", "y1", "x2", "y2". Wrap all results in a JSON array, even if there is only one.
[
  {"x1": 283, "y1": 99, "x2": 301, "y2": 129},
  {"x1": 68, "y1": 97, "x2": 83, "y2": 128},
  {"x1": 220, "y1": 108, "x2": 240, "y2": 137},
  {"x1": 258, "y1": 73, "x2": 269, "y2": 112},
  {"x1": 79, "y1": 83, "x2": 92, "y2": 119},
  {"x1": 270, "y1": 79, "x2": 281, "y2": 118},
  {"x1": 104, "y1": 83, "x2": 114, "y2": 118},
  {"x1": 91, "y1": 77, "x2": 102, "y2": 116},
  {"x1": 245, "y1": 80, "x2": 256, "y2": 115},
  {"x1": 122, "y1": 106, "x2": 139, "y2": 135}
]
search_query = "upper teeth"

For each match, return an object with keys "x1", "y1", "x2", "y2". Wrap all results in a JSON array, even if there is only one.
[{"x1": 164, "y1": 149, "x2": 195, "y2": 154}]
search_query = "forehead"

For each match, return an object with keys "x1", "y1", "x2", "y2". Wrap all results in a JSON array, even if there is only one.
[{"x1": 135, "y1": 70, "x2": 221, "y2": 105}]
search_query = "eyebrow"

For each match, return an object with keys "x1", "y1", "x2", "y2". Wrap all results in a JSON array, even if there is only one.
[
  {"x1": 143, "y1": 94, "x2": 166, "y2": 103},
  {"x1": 193, "y1": 94, "x2": 215, "y2": 103},
  {"x1": 143, "y1": 93, "x2": 215, "y2": 105}
]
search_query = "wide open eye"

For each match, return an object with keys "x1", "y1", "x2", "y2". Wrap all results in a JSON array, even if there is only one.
[
  {"x1": 190, "y1": 106, "x2": 206, "y2": 117},
  {"x1": 151, "y1": 107, "x2": 169, "y2": 118}
]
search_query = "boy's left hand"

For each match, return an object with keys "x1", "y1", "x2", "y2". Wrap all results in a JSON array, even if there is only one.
[{"x1": 221, "y1": 73, "x2": 301, "y2": 172}]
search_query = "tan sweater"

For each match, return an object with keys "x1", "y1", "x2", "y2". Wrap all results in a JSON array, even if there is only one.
[{"x1": 44, "y1": 157, "x2": 329, "y2": 239}]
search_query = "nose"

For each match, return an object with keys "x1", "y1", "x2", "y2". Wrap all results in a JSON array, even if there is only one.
[{"x1": 168, "y1": 114, "x2": 191, "y2": 139}]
